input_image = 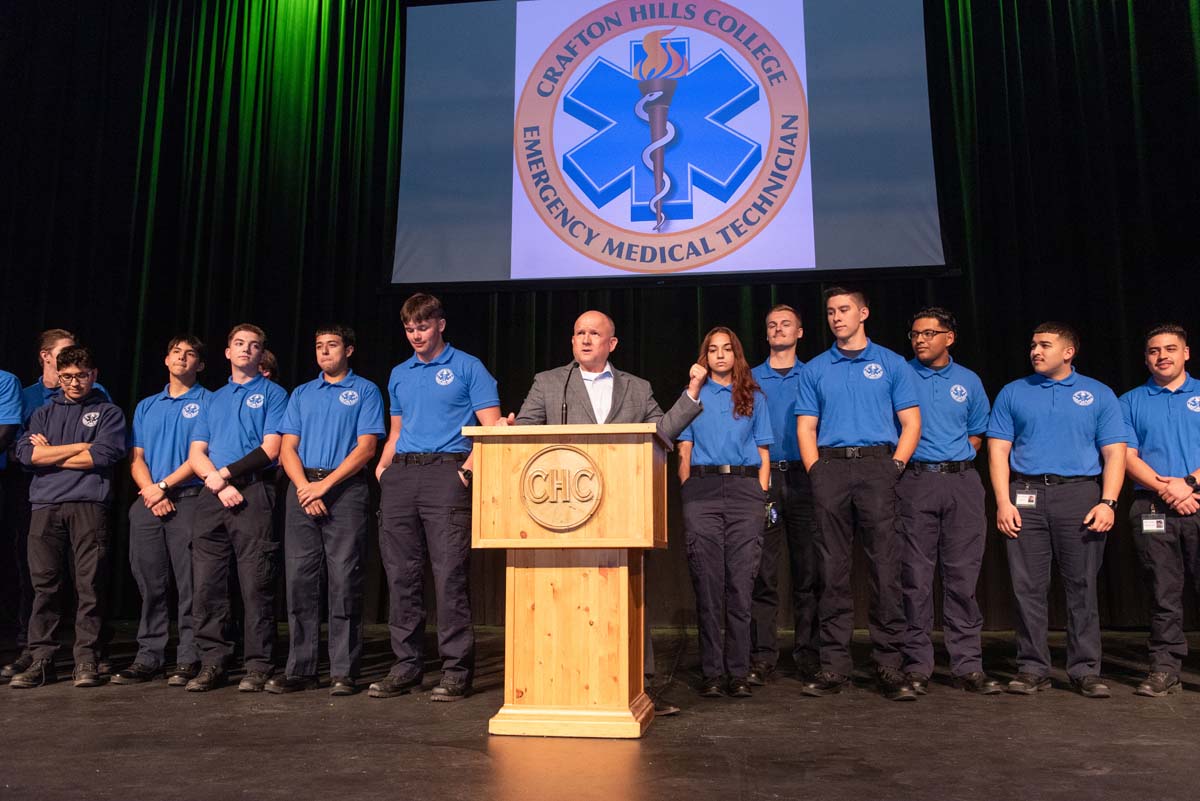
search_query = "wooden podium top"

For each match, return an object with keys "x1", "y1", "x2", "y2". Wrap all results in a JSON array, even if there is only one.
[
  {"x1": 462, "y1": 423, "x2": 671, "y2": 450},
  {"x1": 463, "y1": 423, "x2": 670, "y2": 549}
]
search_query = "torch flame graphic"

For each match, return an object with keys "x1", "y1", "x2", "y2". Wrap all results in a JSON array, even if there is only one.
[{"x1": 634, "y1": 29, "x2": 688, "y2": 231}]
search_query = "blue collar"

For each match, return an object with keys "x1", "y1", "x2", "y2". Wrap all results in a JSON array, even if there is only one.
[
  {"x1": 705, "y1": 378, "x2": 733, "y2": 393},
  {"x1": 407, "y1": 343, "x2": 456, "y2": 368},
  {"x1": 319, "y1": 369, "x2": 357, "y2": 387},
  {"x1": 1034, "y1": 367, "x2": 1078, "y2": 388},
  {"x1": 910, "y1": 355, "x2": 956, "y2": 379},
  {"x1": 227, "y1": 373, "x2": 268, "y2": 392},
  {"x1": 828, "y1": 339, "x2": 877, "y2": 363},
  {"x1": 156, "y1": 382, "x2": 206, "y2": 402},
  {"x1": 755, "y1": 358, "x2": 802, "y2": 379},
  {"x1": 1145, "y1": 373, "x2": 1195, "y2": 395}
]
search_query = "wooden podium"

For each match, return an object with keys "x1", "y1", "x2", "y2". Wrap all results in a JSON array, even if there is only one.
[{"x1": 462, "y1": 423, "x2": 670, "y2": 739}]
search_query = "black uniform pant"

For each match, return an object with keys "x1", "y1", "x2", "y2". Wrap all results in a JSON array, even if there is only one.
[
  {"x1": 378, "y1": 460, "x2": 473, "y2": 682},
  {"x1": 2, "y1": 469, "x2": 34, "y2": 650},
  {"x1": 1005, "y1": 479, "x2": 1104, "y2": 679},
  {"x1": 750, "y1": 466, "x2": 821, "y2": 670},
  {"x1": 283, "y1": 478, "x2": 368, "y2": 679},
  {"x1": 682, "y1": 474, "x2": 764, "y2": 680},
  {"x1": 896, "y1": 468, "x2": 987, "y2": 676},
  {"x1": 26, "y1": 502, "x2": 110, "y2": 664},
  {"x1": 808, "y1": 454, "x2": 906, "y2": 675},
  {"x1": 128, "y1": 494, "x2": 199, "y2": 669},
  {"x1": 191, "y1": 482, "x2": 278, "y2": 672},
  {"x1": 1129, "y1": 495, "x2": 1200, "y2": 675}
]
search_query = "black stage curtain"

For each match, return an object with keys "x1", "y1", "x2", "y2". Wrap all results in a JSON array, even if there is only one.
[{"x1": 1, "y1": 1, "x2": 1198, "y2": 630}]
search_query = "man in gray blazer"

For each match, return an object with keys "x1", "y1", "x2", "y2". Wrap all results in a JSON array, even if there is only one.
[
  {"x1": 506, "y1": 310, "x2": 705, "y2": 437},
  {"x1": 500, "y1": 309, "x2": 706, "y2": 713}
]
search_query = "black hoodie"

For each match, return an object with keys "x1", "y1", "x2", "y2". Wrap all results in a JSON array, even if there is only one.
[{"x1": 16, "y1": 389, "x2": 126, "y2": 508}]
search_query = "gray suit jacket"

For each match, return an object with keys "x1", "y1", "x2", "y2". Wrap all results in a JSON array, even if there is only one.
[{"x1": 514, "y1": 362, "x2": 701, "y2": 441}]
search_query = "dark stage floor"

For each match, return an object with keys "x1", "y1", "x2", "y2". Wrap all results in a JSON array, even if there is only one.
[{"x1": 2, "y1": 627, "x2": 1199, "y2": 801}]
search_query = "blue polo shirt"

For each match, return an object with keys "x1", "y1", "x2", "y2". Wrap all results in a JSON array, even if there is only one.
[
  {"x1": 22, "y1": 378, "x2": 110, "y2": 425},
  {"x1": 796, "y1": 340, "x2": 919, "y2": 448},
  {"x1": 280, "y1": 370, "x2": 386, "y2": 469},
  {"x1": 387, "y1": 344, "x2": 499, "y2": 454},
  {"x1": 131, "y1": 383, "x2": 212, "y2": 486},
  {"x1": 1120, "y1": 374, "x2": 1200, "y2": 490},
  {"x1": 191, "y1": 374, "x2": 288, "y2": 468},
  {"x1": 751, "y1": 358, "x2": 804, "y2": 462},
  {"x1": 987, "y1": 369, "x2": 1125, "y2": 476},
  {"x1": 678, "y1": 380, "x2": 773, "y2": 466},
  {"x1": 908, "y1": 357, "x2": 990, "y2": 463},
  {"x1": 0, "y1": 371, "x2": 22, "y2": 470}
]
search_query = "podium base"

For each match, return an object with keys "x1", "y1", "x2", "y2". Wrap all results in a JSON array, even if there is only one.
[{"x1": 488, "y1": 691, "x2": 655, "y2": 739}]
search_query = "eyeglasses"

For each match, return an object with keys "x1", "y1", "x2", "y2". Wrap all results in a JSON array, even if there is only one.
[
  {"x1": 907, "y1": 329, "x2": 951, "y2": 341},
  {"x1": 57, "y1": 372, "x2": 92, "y2": 384}
]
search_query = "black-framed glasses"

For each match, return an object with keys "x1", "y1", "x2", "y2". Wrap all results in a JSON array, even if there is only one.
[
  {"x1": 57, "y1": 372, "x2": 92, "y2": 384},
  {"x1": 907, "y1": 329, "x2": 950, "y2": 341}
]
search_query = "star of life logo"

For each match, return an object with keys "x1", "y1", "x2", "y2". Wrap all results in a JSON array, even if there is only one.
[
  {"x1": 246, "y1": 393, "x2": 265, "y2": 409},
  {"x1": 514, "y1": 0, "x2": 809, "y2": 273},
  {"x1": 339, "y1": 390, "x2": 360, "y2": 406},
  {"x1": 1187, "y1": 396, "x2": 1200, "y2": 413},
  {"x1": 81, "y1": 412, "x2": 100, "y2": 428},
  {"x1": 181, "y1": 402, "x2": 200, "y2": 419},
  {"x1": 1072, "y1": 390, "x2": 1095, "y2": 407},
  {"x1": 863, "y1": 363, "x2": 884, "y2": 380},
  {"x1": 435, "y1": 368, "x2": 456, "y2": 386},
  {"x1": 950, "y1": 384, "x2": 968, "y2": 403}
]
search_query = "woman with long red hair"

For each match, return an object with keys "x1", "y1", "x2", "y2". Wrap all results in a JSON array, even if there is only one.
[{"x1": 677, "y1": 327, "x2": 773, "y2": 698}]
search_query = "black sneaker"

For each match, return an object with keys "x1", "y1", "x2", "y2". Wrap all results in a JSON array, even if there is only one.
[
  {"x1": 746, "y1": 661, "x2": 774, "y2": 686},
  {"x1": 1006, "y1": 673, "x2": 1051, "y2": 695},
  {"x1": 1135, "y1": 671, "x2": 1181, "y2": 698},
  {"x1": 877, "y1": 667, "x2": 917, "y2": 702},
  {"x1": 238, "y1": 670, "x2": 273, "y2": 692},
  {"x1": 430, "y1": 676, "x2": 471, "y2": 702},
  {"x1": 185, "y1": 665, "x2": 225, "y2": 692},
  {"x1": 905, "y1": 671, "x2": 930, "y2": 696},
  {"x1": 168, "y1": 662, "x2": 200, "y2": 687},
  {"x1": 329, "y1": 676, "x2": 357, "y2": 696},
  {"x1": 728, "y1": 676, "x2": 753, "y2": 698},
  {"x1": 794, "y1": 659, "x2": 821, "y2": 682},
  {"x1": 698, "y1": 676, "x2": 725, "y2": 697},
  {"x1": 1070, "y1": 674, "x2": 1111, "y2": 699},
  {"x1": 73, "y1": 662, "x2": 102, "y2": 688},
  {"x1": 1, "y1": 652, "x2": 33, "y2": 683},
  {"x1": 801, "y1": 670, "x2": 849, "y2": 697},
  {"x1": 368, "y1": 673, "x2": 422, "y2": 699},
  {"x1": 112, "y1": 663, "x2": 159, "y2": 685},
  {"x1": 955, "y1": 671, "x2": 1003, "y2": 695},
  {"x1": 265, "y1": 674, "x2": 319, "y2": 694},
  {"x1": 10, "y1": 658, "x2": 57, "y2": 689}
]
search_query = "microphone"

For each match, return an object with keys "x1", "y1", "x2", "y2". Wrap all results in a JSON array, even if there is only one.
[{"x1": 561, "y1": 361, "x2": 577, "y2": 425}]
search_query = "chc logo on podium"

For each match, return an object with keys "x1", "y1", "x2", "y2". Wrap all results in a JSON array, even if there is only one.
[{"x1": 520, "y1": 445, "x2": 604, "y2": 531}]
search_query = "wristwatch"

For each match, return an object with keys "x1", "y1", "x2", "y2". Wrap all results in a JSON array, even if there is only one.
[
  {"x1": 1185, "y1": 474, "x2": 1198, "y2": 490},
  {"x1": 892, "y1": 459, "x2": 906, "y2": 473},
  {"x1": 459, "y1": 468, "x2": 473, "y2": 484},
  {"x1": 157, "y1": 480, "x2": 169, "y2": 492},
  {"x1": 1099, "y1": 498, "x2": 1118, "y2": 510}
]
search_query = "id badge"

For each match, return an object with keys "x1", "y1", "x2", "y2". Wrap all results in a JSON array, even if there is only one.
[
  {"x1": 1141, "y1": 514, "x2": 1166, "y2": 534},
  {"x1": 1014, "y1": 491, "x2": 1038, "y2": 510}
]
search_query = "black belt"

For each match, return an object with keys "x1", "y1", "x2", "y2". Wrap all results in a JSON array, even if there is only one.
[
  {"x1": 229, "y1": 472, "x2": 262, "y2": 489},
  {"x1": 392, "y1": 452, "x2": 468, "y2": 466},
  {"x1": 770, "y1": 460, "x2": 804, "y2": 472},
  {"x1": 692, "y1": 465, "x2": 759, "y2": 477},
  {"x1": 1011, "y1": 472, "x2": 1098, "y2": 486},
  {"x1": 170, "y1": 485, "x2": 203, "y2": 499},
  {"x1": 909, "y1": 460, "x2": 975, "y2": 474},
  {"x1": 818, "y1": 445, "x2": 891, "y2": 459},
  {"x1": 304, "y1": 468, "x2": 365, "y2": 482}
]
